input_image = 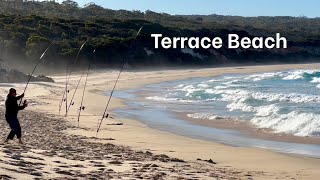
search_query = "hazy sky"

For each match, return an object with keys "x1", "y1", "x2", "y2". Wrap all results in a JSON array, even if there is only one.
[{"x1": 61, "y1": 0, "x2": 320, "y2": 17}]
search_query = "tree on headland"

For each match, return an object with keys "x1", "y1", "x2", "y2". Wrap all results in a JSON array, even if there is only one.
[{"x1": 0, "y1": 0, "x2": 318, "y2": 68}]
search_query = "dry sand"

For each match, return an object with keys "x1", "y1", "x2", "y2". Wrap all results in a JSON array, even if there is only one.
[{"x1": 0, "y1": 63, "x2": 320, "y2": 179}]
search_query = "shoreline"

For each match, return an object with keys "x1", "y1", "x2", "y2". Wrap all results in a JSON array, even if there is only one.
[
  {"x1": 112, "y1": 89, "x2": 320, "y2": 157},
  {"x1": 111, "y1": 64, "x2": 320, "y2": 147},
  {"x1": 2, "y1": 63, "x2": 320, "y2": 179},
  {"x1": 177, "y1": 112, "x2": 320, "y2": 146}
]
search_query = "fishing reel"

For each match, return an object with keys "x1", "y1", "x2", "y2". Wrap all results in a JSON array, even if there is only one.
[
  {"x1": 79, "y1": 106, "x2": 85, "y2": 111},
  {"x1": 104, "y1": 114, "x2": 109, "y2": 119}
]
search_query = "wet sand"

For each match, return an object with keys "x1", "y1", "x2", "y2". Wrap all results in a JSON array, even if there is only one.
[{"x1": 1, "y1": 63, "x2": 320, "y2": 179}]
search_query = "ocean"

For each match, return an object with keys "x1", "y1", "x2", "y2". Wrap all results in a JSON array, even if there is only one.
[
  {"x1": 114, "y1": 69, "x2": 320, "y2": 157},
  {"x1": 147, "y1": 69, "x2": 320, "y2": 137}
]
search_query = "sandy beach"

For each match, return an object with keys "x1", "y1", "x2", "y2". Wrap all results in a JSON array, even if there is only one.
[{"x1": 1, "y1": 63, "x2": 320, "y2": 179}]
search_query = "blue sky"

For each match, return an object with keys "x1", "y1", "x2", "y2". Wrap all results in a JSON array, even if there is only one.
[{"x1": 61, "y1": 0, "x2": 319, "y2": 17}]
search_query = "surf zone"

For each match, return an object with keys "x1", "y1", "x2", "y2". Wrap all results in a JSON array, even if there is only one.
[{"x1": 151, "y1": 33, "x2": 288, "y2": 49}]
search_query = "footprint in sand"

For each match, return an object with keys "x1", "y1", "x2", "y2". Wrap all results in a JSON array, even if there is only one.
[
  {"x1": 109, "y1": 160, "x2": 123, "y2": 165},
  {"x1": 71, "y1": 164, "x2": 85, "y2": 168},
  {"x1": 0, "y1": 175, "x2": 12, "y2": 180},
  {"x1": 55, "y1": 170, "x2": 74, "y2": 176},
  {"x1": 30, "y1": 172, "x2": 42, "y2": 177},
  {"x1": 58, "y1": 165, "x2": 70, "y2": 168},
  {"x1": 93, "y1": 164, "x2": 106, "y2": 167},
  {"x1": 25, "y1": 155, "x2": 45, "y2": 161}
]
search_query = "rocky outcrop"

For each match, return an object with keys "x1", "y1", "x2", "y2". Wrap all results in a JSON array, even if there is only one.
[{"x1": 0, "y1": 68, "x2": 54, "y2": 83}]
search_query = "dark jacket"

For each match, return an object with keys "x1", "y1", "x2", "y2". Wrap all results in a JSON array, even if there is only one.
[{"x1": 5, "y1": 94, "x2": 25, "y2": 118}]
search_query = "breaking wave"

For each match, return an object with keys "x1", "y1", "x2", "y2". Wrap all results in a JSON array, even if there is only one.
[
  {"x1": 187, "y1": 113, "x2": 226, "y2": 120},
  {"x1": 145, "y1": 69, "x2": 320, "y2": 137}
]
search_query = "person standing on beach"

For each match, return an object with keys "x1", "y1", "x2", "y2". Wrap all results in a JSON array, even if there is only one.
[{"x1": 4, "y1": 88, "x2": 28, "y2": 144}]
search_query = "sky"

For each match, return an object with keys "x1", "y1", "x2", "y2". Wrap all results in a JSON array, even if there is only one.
[{"x1": 64, "y1": 0, "x2": 320, "y2": 18}]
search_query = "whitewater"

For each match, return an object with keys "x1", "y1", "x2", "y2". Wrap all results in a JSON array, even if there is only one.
[{"x1": 144, "y1": 69, "x2": 320, "y2": 137}]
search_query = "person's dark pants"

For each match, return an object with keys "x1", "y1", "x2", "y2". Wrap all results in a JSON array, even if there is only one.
[{"x1": 5, "y1": 116, "x2": 22, "y2": 140}]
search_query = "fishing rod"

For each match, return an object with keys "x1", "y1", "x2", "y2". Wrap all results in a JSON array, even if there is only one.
[
  {"x1": 65, "y1": 49, "x2": 96, "y2": 116},
  {"x1": 58, "y1": 41, "x2": 87, "y2": 115},
  {"x1": 96, "y1": 25, "x2": 143, "y2": 135},
  {"x1": 77, "y1": 49, "x2": 96, "y2": 126},
  {"x1": 59, "y1": 40, "x2": 88, "y2": 114},
  {"x1": 59, "y1": 41, "x2": 87, "y2": 114},
  {"x1": 65, "y1": 68, "x2": 86, "y2": 116},
  {"x1": 96, "y1": 58, "x2": 125, "y2": 131},
  {"x1": 19, "y1": 42, "x2": 53, "y2": 105}
]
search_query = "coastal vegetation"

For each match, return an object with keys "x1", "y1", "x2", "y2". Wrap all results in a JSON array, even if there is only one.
[{"x1": 0, "y1": 0, "x2": 319, "y2": 69}]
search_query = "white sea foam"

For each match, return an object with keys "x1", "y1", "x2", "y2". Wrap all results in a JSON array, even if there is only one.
[
  {"x1": 282, "y1": 70, "x2": 317, "y2": 80},
  {"x1": 223, "y1": 79, "x2": 239, "y2": 85},
  {"x1": 214, "y1": 86, "x2": 228, "y2": 90},
  {"x1": 206, "y1": 79, "x2": 220, "y2": 82},
  {"x1": 251, "y1": 92, "x2": 320, "y2": 103},
  {"x1": 149, "y1": 69, "x2": 320, "y2": 137},
  {"x1": 251, "y1": 111, "x2": 320, "y2": 136},
  {"x1": 208, "y1": 88, "x2": 320, "y2": 104},
  {"x1": 146, "y1": 96, "x2": 195, "y2": 103},
  {"x1": 197, "y1": 83, "x2": 209, "y2": 88},
  {"x1": 238, "y1": 69, "x2": 320, "y2": 81},
  {"x1": 227, "y1": 101, "x2": 279, "y2": 116},
  {"x1": 175, "y1": 84, "x2": 184, "y2": 88},
  {"x1": 226, "y1": 101, "x2": 255, "y2": 112},
  {"x1": 254, "y1": 104, "x2": 280, "y2": 117},
  {"x1": 311, "y1": 77, "x2": 320, "y2": 83},
  {"x1": 174, "y1": 85, "x2": 202, "y2": 97},
  {"x1": 204, "y1": 89, "x2": 216, "y2": 94},
  {"x1": 223, "y1": 76, "x2": 238, "y2": 80},
  {"x1": 146, "y1": 96, "x2": 217, "y2": 103},
  {"x1": 237, "y1": 69, "x2": 320, "y2": 82},
  {"x1": 187, "y1": 113, "x2": 225, "y2": 120},
  {"x1": 282, "y1": 74, "x2": 303, "y2": 80},
  {"x1": 244, "y1": 72, "x2": 283, "y2": 81}
]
